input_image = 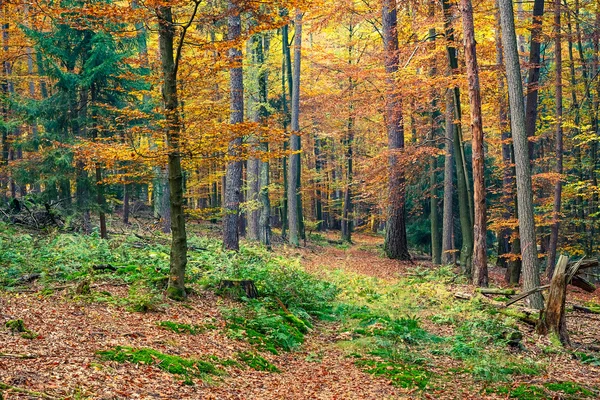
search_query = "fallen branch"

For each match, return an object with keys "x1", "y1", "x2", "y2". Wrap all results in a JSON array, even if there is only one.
[
  {"x1": 477, "y1": 288, "x2": 516, "y2": 295},
  {"x1": 0, "y1": 353, "x2": 37, "y2": 359},
  {"x1": 0, "y1": 382, "x2": 58, "y2": 399},
  {"x1": 503, "y1": 285, "x2": 551, "y2": 308},
  {"x1": 570, "y1": 275, "x2": 596, "y2": 293},
  {"x1": 573, "y1": 304, "x2": 600, "y2": 314}
]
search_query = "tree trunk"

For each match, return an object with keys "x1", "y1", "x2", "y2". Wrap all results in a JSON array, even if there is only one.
[
  {"x1": 495, "y1": 0, "x2": 513, "y2": 269},
  {"x1": 442, "y1": 89, "x2": 455, "y2": 265},
  {"x1": 460, "y1": 0, "x2": 488, "y2": 286},
  {"x1": 536, "y1": 255, "x2": 571, "y2": 345},
  {"x1": 524, "y1": 0, "x2": 545, "y2": 161},
  {"x1": 429, "y1": 4, "x2": 441, "y2": 265},
  {"x1": 442, "y1": 0, "x2": 473, "y2": 273},
  {"x1": 314, "y1": 135, "x2": 324, "y2": 230},
  {"x1": 287, "y1": 9, "x2": 303, "y2": 247},
  {"x1": 382, "y1": 0, "x2": 410, "y2": 260},
  {"x1": 223, "y1": 1, "x2": 244, "y2": 251},
  {"x1": 158, "y1": 6, "x2": 187, "y2": 301},
  {"x1": 341, "y1": 25, "x2": 355, "y2": 243},
  {"x1": 498, "y1": 0, "x2": 544, "y2": 309},
  {"x1": 547, "y1": 0, "x2": 563, "y2": 277}
]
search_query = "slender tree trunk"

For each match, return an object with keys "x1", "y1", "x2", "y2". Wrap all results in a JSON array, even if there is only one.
[
  {"x1": 524, "y1": 0, "x2": 546, "y2": 161},
  {"x1": 382, "y1": 0, "x2": 410, "y2": 260},
  {"x1": 442, "y1": 0, "x2": 473, "y2": 273},
  {"x1": 498, "y1": 0, "x2": 544, "y2": 308},
  {"x1": 158, "y1": 6, "x2": 187, "y2": 301},
  {"x1": 460, "y1": 0, "x2": 488, "y2": 286},
  {"x1": 341, "y1": 26, "x2": 355, "y2": 243},
  {"x1": 223, "y1": 0, "x2": 244, "y2": 251},
  {"x1": 288, "y1": 10, "x2": 303, "y2": 246},
  {"x1": 280, "y1": 25, "x2": 292, "y2": 237},
  {"x1": 495, "y1": 3, "x2": 513, "y2": 269},
  {"x1": 314, "y1": 135, "x2": 324, "y2": 230},
  {"x1": 442, "y1": 90, "x2": 455, "y2": 264},
  {"x1": 547, "y1": 0, "x2": 564, "y2": 277},
  {"x1": 428, "y1": 4, "x2": 442, "y2": 265}
]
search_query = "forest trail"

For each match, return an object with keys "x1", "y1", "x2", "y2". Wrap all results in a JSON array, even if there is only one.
[
  {"x1": 0, "y1": 235, "x2": 406, "y2": 400},
  {"x1": 2, "y1": 230, "x2": 600, "y2": 399}
]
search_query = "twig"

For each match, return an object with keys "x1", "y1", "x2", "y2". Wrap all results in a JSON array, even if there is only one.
[
  {"x1": 0, "y1": 382, "x2": 59, "y2": 399},
  {"x1": 503, "y1": 285, "x2": 551, "y2": 308}
]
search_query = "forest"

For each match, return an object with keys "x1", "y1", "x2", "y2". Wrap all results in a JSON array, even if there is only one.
[{"x1": 1, "y1": 0, "x2": 600, "y2": 398}]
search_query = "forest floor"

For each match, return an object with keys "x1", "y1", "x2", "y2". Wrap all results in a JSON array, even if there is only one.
[{"x1": 1, "y1": 222, "x2": 600, "y2": 399}]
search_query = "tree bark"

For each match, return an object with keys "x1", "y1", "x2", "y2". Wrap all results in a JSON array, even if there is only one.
[
  {"x1": 382, "y1": 0, "x2": 410, "y2": 260},
  {"x1": 158, "y1": 5, "x2": 187, "y2": 301},
  {"x1": 547, "y1": 0, "x2": 563, "y2": 277},
  {"x1": 223, "y1": 0, "x2": 244, "y2": 251},
  {"x1": 429, "y1": 3, "x2": 441, "y2": 265},
  {"x1": 498, "y1": 0, "x2": 544, "y2": 309},
  {"x1": 536, "y1": 255, "x2": 571, "y2": 345},
  {"x1": 442, "y1": 0, "x2": 473, "y2": 273},
  {"x1": 524, "y1": 0, "x2": 546, "y2": 161},
  {"x1": 442, "y1": 89, "x2": 455, "y2": 265},
  {"x1": 460, "y1": 0, "x2": 488, "y2": 286},
  {"x1": 287, "y1": 9, "x2": 303, "y2": 247}
]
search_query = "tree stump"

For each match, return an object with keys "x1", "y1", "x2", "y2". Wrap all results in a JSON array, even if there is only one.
[
  {"x1": 218, "y1": 280, "x2": 258, "y2": 299},
  {"x1": 536, "y1": 255, "x2": 570, "y2": 345}
]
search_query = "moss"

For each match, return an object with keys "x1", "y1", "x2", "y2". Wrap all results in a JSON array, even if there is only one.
[
  {"x1": 166, "y1": 285, "x2": 186, "y2": 301},
  {"x1": 157, "y1": 321, "x2": 207, "y2": 335},
  {"x1": 355, "y1": 358, "x2": 430, "y2": 390},
  {"x1": 5, "y1": 319, "x2": 26, "y2": 333},
  {"x1": 97, "y1": 347, "x2": 225, "y2": 384},
  {"x1": 237, "y1": 351, "x2": 279, "y2": 372},
  {"x1": 544, "y1": 382, "x2": 594, "y2": 397}
]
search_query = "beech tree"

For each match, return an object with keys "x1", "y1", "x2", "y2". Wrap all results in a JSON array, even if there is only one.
[
  {"x1": 498, "y1": 0, "x2": 544, "y2": 309},
  {"x1": 382, "y1": 0, "x2": 410, "y2": 260}
]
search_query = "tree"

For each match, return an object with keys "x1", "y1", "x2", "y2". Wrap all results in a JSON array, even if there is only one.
[
  {"x1": 287, "y1": 9, "x2": 304, "y2": 247},
  {"x1": 547, "y1": 0, "x2": 564, "y2": 277},
  {"x1": 223, "y1": 0, "x2": 244, "y2": 251},
  {"x1": 460, "y1": 0, "x2": 488, "y2": 286},
  {"x1": 382, "y1": 0, "x2": 410, "y2": 260},
  {"x1": 442, "y1": 0, "x2": 473, "y2": 273},
  {"x1": 157, "y1": 2, "x2": 200, "y2": 300},
  {"x1": 498, "y1": 0, "x2": 544, "y2": 309}
]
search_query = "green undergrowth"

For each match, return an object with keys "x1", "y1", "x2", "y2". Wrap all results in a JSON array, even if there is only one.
[
  {"x1": 4, "y1": 319, "x2": 38, "y2": 339},
  {"x1": 157, "y1": 320, "x2": 217, "y2": 335},
  {"x1": 97, "y1": 346, "x2": 279, "y2": 384},
  {"x1": 324, "y1": 266, "x2": 546, "y2": 390},
  {"x1": 489, "y1": 381, "x2": 597, "y2": 399},
  {"x1": 97, "y1": 346, "x2": 228, "y2": 385}
]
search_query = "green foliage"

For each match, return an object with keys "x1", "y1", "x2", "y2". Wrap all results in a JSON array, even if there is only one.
[
  {"x1": 355, "y1": 359, "x2": 430, "y2": 390},
  {"x1": 223, "y1": 302, "x2": 306, "y2": 354},
  {"x1": 236, "y1": 351, "x2": 279, "y2": 372},
  {"x1": 5, "y1": 319, "x2": 26, "y2": 333},
  {"x1": 544, "y1": 382, "x2": 594, "y2": 397},
  {"x1": 97, "y1": 346, "x2": 225, "y2": 385},
  {"x1": 157, "y1": 321, "x2": 211, "y2": 335},
  {"x1": 5, "y1": 319, "x2": 38, "y2": 340},
  {"x1": 576, "y1": 352, "x2": 600, "y2": 366}
]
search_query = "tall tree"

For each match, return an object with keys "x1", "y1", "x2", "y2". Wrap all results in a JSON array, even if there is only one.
[
  {"x1": 442, "y1": 0, "x2": 473, "y2": 273},
  {"x1": 442, "y1": 90, "x2": 455, "y2": 265},
  {"x1": 157, "y1": 3, "x2": 199, "y2": 300},
  {"x1": 287, "y1": 9, "x2": 304, "y2": 247},
  {"x1": 498, "y1": 0, "x2": 544, "y2": 308},
  {"x1": 460, "y1": 0, "x2": 488, "y2": 286},
  {"x1": 382, "y1": 0, "x2": 410, "y2": 260},
  {"x1": 524, "y1": 0, "x2": 546, "y2": 160},
  {"x1": 223, "y1": 0, "x2": 244, "y2": 251},
  {"x1": 547, "y1": 0, "x2": 563, "y2": 276}
]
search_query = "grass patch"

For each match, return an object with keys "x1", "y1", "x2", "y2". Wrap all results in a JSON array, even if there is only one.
[
  {"x1": 544, "y1": 382, "x2": 595, "y2": 397},
  {"x1": 236, "y1": 351, "x2": 279, "y2": 372},
  {"x1": 355, "y1": 358, "x2": 430, "y2": 390},
  {"x1": 157, "y1": 320, "x2": 212, "y2": 335},
  {"x1": 97, "y1": 346, "x2": 226, "y2": 385},
  {"x1": 5, "y1": 319, "x2": 38, "y2": 339}
]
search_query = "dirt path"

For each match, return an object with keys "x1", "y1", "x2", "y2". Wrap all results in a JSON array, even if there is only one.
[{"x1": 0, "y1": 286, "x2": 404, "y2": 399}]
